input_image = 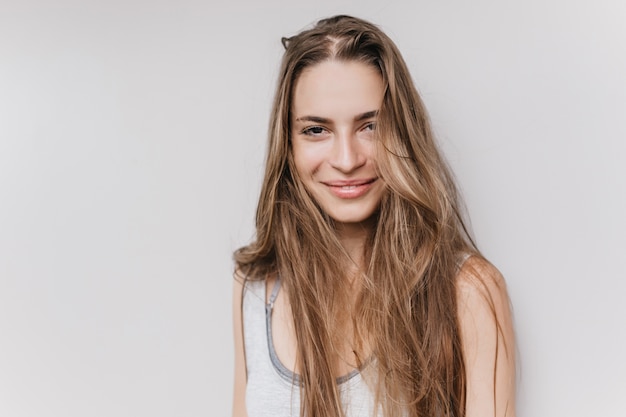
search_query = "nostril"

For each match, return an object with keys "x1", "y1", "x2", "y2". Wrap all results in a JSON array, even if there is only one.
[{"x1": 330, "y1": 137, "x2": 367, "y2": 173}]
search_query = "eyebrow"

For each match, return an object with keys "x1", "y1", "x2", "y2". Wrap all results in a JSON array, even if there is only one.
[{"x1": 294, "y1": 110, "x2": 378, "y2": 124}]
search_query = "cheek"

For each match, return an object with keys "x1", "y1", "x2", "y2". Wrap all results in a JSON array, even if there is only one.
[
  {"x1": 364, "y1": 143, "x2": 379, "y2": 169},
  {"x1": 292, "y1": 144, "x2": 325, "y2": 176}
]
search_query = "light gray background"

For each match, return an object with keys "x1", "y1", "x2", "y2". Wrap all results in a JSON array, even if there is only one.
[{"x1": 1, "y1": 0, "x2": 624, "y2": 416}]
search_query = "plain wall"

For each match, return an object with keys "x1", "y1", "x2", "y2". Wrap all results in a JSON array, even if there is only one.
[{"x1": 1, "y1": 0, "x2": 624, "y2": 416}]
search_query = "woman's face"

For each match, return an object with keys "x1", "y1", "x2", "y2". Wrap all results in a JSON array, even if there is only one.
[{"x1": 290, "y1": 60, "x2": 386, "y2": 228}]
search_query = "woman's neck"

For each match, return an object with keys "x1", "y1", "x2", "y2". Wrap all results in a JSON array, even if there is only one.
[{"x1": 335, "y1": 220, "x2": 373, "y2": 271}]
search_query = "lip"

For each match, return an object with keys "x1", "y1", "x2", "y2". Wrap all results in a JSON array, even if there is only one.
[{"x1": 322, "y1": 178, "x2": 378, "y2": 199}]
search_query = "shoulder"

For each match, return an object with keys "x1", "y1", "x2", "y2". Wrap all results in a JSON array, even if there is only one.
[
  {"x1": 234, "y1": 269, "x2": 267, "y2": 294},
  {"x1": 233, "y1": 269, "x2": 248, "y2": 326},
  {"x1": 233, "y1": 269, "x2": 248, "y2": 308},
  {"x1": 455, "y1": 255, "x2": 509, "y2": 310},
  {"x1": 232, "y1": 269, "x2": 249, "y2": 417},
  {"x1": 455, "y1": 255, "x2": 516, "y2": 416},
  {"x1": 455, "y1": 255, "x2": 513, "y2": 352},
  {"x1": 234, "y1": 268, "x2": 246, "y2": 290}
]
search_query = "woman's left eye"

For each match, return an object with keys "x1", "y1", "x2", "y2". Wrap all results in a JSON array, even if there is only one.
[{"x1": 363, "y1": 122, "x2": 376, "y2": 132}]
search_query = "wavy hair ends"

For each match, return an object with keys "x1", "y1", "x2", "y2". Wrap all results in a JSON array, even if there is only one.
[{"x1": 234, "y1": 15, "x2": 479, "y2": 417}]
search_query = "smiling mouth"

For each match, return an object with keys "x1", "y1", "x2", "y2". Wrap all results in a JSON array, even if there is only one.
[
  {"x1": 323, "y1": 178, "x2": 378, "y2": 199},
  {"x1": 324, "y1": 178, "x2": 377, "y2": 186}
]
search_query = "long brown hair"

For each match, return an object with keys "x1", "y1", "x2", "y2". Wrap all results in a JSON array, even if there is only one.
[{"x1": 235, "y1": 15, "x2": 480, "y2": 417}]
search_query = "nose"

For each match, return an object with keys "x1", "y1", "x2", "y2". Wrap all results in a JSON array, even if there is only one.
[{"x1": 329, "y1": 130, "x2": 367, "y2": 173}]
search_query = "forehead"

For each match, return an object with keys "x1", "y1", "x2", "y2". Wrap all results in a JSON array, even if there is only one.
[{"x1": 291, "y1": 60, "x2": 384, "y2": 118}]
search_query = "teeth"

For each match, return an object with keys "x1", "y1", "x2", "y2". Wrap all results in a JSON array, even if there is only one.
[{"x1": 341, "y1": 185, "x2": 357, "y2": 189}]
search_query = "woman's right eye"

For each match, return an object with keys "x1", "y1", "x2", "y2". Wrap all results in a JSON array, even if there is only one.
[{"x1": 302, "y1": 126, "x2": 327, "y2": 136}]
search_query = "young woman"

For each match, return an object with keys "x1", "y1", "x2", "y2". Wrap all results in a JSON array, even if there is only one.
[{"x1": 232, "y1": 15, "x2": 516, "y2": 417}]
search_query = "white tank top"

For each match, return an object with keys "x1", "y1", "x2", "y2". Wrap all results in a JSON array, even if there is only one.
[{"x1": 242, "y1": 279, "x2": 379, "y2": 417}]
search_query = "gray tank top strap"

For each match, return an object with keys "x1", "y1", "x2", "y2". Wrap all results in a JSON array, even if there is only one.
[
  {"x1": 264, "y1": 277, "x2": 300, "y2": 384},
  {"x1": 267, "y1": 276, "x2": 281, "y2": 310},
  {"x1": 243, "y1": 276, "x2": 378, "y2": 416}
]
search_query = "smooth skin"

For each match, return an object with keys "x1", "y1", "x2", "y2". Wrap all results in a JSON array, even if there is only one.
[
  {"x1": 291, "y1": 61, "x2": 386, "y2": 236},
  {"x1": 232, "y1": 60, "x2": 516, "y2": 417}
]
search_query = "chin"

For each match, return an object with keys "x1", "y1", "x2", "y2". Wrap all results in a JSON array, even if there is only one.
[{"x1": 326, "y1": 210, "x2": 379, "y2": 228}]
